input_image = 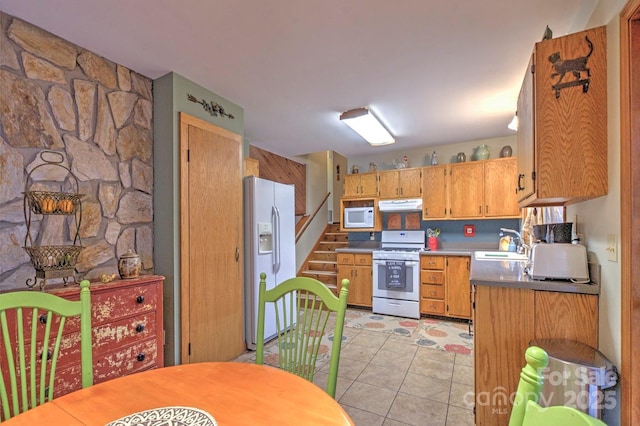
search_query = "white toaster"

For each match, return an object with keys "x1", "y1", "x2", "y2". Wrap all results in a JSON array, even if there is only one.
[{"x1": 527, "y1": 243, "x2": 590, "y2": 281}]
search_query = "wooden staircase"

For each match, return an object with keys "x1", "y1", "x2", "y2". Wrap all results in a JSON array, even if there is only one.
[{"x1": 298, "y1": 223, "x2": 347, "y2": 295}]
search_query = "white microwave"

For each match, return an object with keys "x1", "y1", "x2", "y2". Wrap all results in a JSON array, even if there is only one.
[{"x1": 344, "y1": 207, "x2": 374, "y2": 228}]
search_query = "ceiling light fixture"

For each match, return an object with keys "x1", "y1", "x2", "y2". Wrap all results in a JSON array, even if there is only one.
[
  {"x1": 339, "y1": 107, "x2": 395, "y2": 146},
  {"x1": 508, "y1": 112, "x2": 518, "y2": 131}
]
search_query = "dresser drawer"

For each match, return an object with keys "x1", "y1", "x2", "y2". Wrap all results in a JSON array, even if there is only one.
[
  {"x1": 420, "y1": 270, "x2": 445, "y2": 285},
  {"x1": 94, "y1": 338, "x2": 158, "y2": 383},
  {"x1": 23, "y1": 312, "x2": 157, "y2": 371},
  {"x1": 421, "y1": 284, "x2": 444, "y2": 300},
  {"x1": 421, "y1": 299, "x2": 445, "y2": 315},
  {"x1": 420, "y1": 256, "x2": 445, "y2": 270},
  {"x1": 91, "y1": 284, "x2": 160, "y2": 324},
  {"x1": 93, "y1": 312, "x2": 157, "y2": 354}
]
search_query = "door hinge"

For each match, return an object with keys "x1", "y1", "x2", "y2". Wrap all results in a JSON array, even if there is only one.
[
  {"x1": 187, "y1": 149, "x2": 190, "y2": 162},
  {"x1": 188, "y1": 342, "x2": 191, "y2": 356},
  {"x1": 531, "y1": 63, "x2": 535, "y2": 74},
  {"x1": 531, "y1": 171, "x2": 536, "y2": 181}
]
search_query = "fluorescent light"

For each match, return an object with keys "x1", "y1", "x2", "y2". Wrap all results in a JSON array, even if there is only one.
[
  {"x1": 340, "y1": 107, "x2": 395, "y2": 146},
  {"x1": 508, "y1": 113, "x2": 518, "y2": 131}
]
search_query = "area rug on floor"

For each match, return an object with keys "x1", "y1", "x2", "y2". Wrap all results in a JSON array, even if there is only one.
[{"x1": 344, "y1": 309, "x2": 473, "y2": 355}]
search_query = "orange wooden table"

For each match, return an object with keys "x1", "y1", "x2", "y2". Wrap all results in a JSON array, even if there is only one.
[{"x1": 4, "y1": 362, "x2": 354, "y2": 425}]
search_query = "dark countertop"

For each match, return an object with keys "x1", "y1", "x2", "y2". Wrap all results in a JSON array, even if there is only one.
[
  {"x1": 336, "y1": 244, "x2": 486, "y2": 256},
  {"x1": 469, "y1": 258, "x2": 600, "y2": 295}
]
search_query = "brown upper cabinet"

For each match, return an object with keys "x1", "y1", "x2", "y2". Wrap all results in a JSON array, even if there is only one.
[
  {"x1": 516, "y1": 26, "x2": 607, "y2": 207},
  {"x1": 446, "y1": 158, "x2": 520, "y2": 219},
  {"x1": 449, "y1": 162, "x2": 485, "y2": 218},
  {"x1": 378, "y1": 167, "x2": 422, "y2": 199},
  {"x1": 483, "y1": 158, "x2": 520, "y2": 217},
  {"x1": 343, "y1": 172, "x2": 378, "y2": 198},
  {"x1": 422, "y1": 165, "x2": 448, "y2": 219}
]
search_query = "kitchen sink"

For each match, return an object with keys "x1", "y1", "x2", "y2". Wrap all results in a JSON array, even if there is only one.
[{"x1": 474, "y1": 251, "x2": 529, "y2": 261}]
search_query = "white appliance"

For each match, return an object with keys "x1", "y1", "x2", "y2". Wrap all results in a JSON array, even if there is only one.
[
  {"x1": 526, "y1": 243, "x2": 590, "y2": 282},
  {"x1": 244, "y1": 176, "x2": 296, "y2": 350},
  {"x1": 343, "y1": 206, "x2": 375, "y2": 228},
  {"x1": 378, "y1": 198, "x2": 423, "y2": 212},
  {"x1": 372, "y1": 230, "x2": 425, "y2": 319}
]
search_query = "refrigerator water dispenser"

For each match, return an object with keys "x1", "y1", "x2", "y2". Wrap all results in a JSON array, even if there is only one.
[{"x1": 258, "y1": 222, "x2": 273, "y2": 254}]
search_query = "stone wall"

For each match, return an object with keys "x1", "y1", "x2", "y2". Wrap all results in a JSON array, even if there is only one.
[{"x1": 0, "y1": 13, "x2": 154, "y2": 291}]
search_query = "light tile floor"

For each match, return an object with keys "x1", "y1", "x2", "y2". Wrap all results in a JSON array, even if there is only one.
[{"x1": 233, "y1": 312, "x2": 475, "y2": 426}]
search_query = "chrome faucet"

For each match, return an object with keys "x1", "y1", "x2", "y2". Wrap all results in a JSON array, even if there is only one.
[{"x1": 499, "y1": 228, "x2": 529, "y2": 255}]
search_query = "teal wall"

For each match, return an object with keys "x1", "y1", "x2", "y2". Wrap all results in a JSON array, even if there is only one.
[
  {"x1": 350, "y1": 216, "x2": 520, "y2": 250},
  {"x1": 153, "y1": 72, "x2": 245, "y2": 366}
]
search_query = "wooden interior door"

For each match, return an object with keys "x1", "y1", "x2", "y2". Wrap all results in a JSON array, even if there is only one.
[
  {"x1": 180, "y1": 112, "x2": 245, "y2": 363},
  {"x1": 621, "y1": 1, "x2": 640, "y2": 423}
]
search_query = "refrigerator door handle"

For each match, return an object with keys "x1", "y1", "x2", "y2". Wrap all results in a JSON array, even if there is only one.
[{"x1": 272, "y1": 205, "x2": 281, "y2": 273}]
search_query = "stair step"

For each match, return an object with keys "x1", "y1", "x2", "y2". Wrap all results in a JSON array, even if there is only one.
[
  {"x1": 301, "y1": 270, "x2": 337, "y2": 277},
  {"x1": 307, "y1": 260, "x2": 337, "y2": 272}
]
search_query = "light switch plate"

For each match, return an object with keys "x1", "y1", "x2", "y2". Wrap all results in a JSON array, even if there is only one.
[{"x1": 606, "y1": 234, "x2": 618, "y2": 262}]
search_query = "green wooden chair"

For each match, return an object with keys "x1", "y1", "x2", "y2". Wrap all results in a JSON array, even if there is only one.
[
  {"x1": 509, "y1": 346, "x2": 606, "y2": 426},
  {"x1": 255, "y1": 273, "x2": 349, "y2": 399},
  {"x1": 0, "y1": 280, "x2": 93, "y2": 421}
]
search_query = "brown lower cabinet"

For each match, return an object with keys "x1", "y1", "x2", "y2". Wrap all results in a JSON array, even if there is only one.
[
  {"x1": 0, "y1": 275, "x2": 164, "y2": 399},
  {"x1": 473, "y1": 285, "x2": 598, "y2": 425},
  {"x1": 420, "y1": 255, "x2": 471, "y2": 319},
  {"x1": 337, "y1": 253, "x2": 372, "y2": 307}
]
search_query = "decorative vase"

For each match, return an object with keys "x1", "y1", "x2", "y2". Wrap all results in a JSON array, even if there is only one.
[
  {"x1": 118, "y1": 249, "x2": 141, "y2": 279},
  {"x1": 456, "y1": 152, "x2": 466, "y2": 163},
  {"x1": 476, "y1": 144, "x2": 490, "y2": 160},
  {"x1": 500, "y1": 145, "x2": 513, "y2": 158}
]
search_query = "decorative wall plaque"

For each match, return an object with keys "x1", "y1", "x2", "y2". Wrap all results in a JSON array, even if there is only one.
[
  {"x1": 187, "y1": 94, "x2": 235, "y2": 119},
  {"x1": 548, "y1": 36, "x2": 593, "y2": 98}
]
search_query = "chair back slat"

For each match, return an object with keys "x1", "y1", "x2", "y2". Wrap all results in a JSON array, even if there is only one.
[
  {"x1": 510, "y1": 346, "x2": 607, "y2": 426},
  {"x1": 0, "y1": 280, "x2": 93, "y2": 421},
  {"x1": 255, "y1": 274, "x2": 349, "y2": 398}
]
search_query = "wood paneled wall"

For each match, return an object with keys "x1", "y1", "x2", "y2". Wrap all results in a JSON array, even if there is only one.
[{"x1": 249, "y1": 145, "x2": 306, "y2": 215}]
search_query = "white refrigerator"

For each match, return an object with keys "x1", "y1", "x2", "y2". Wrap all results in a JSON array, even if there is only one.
[{"x1": 243, "y1": 176, "x2": 296, "y2": 350}]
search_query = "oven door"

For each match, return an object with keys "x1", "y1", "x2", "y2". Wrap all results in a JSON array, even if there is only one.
[{"x1": 372, "y1": 258, "x2": 419, "y2": 301}]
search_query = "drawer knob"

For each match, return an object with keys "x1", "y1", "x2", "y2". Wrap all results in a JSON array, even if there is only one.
[
  {"x1": 135, "y1": 324, "x2": 145, "y2": 333},
  {"x1": 137, "y1": 353, "x2": 146, "y2": 362},
  {"x1": 39, "y1": 314, "x2": 48, "y2": 324},
  {"x1": 40, "y1": 349, "x2": 53, "y2": 361},
  {"x1": 136, "y1": 295, "x2": 145, "y2": 304}
]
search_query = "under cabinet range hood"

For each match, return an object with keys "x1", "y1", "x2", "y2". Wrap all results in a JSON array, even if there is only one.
[{"x1": 378, "y1": 198, "x2": 423, "y2": 212}]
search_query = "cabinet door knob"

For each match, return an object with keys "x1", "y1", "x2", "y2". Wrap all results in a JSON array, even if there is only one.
[
  {"x1": 137, "y1": 353, "x2": 146, "y2": 362},
  {"x1": 136, "y1": 295, "x2": 145, "y2": 304},
  {"x1": 135, "y1": 324, "x2": 145, "y2": 333}
]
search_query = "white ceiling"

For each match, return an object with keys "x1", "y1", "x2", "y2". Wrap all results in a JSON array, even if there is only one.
[{"x1": 1, "y1": 0, "x2": 597, "y2": 158}]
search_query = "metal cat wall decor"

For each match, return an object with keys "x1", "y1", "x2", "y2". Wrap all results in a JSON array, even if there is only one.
[{"x1": 548, "y1": 36, "x2": 594, "y2": 99}]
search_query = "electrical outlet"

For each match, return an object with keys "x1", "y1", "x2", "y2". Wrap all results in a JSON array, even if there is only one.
[{"x1": 606, "y1": 234, "x2": 618, "y2": 262}]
